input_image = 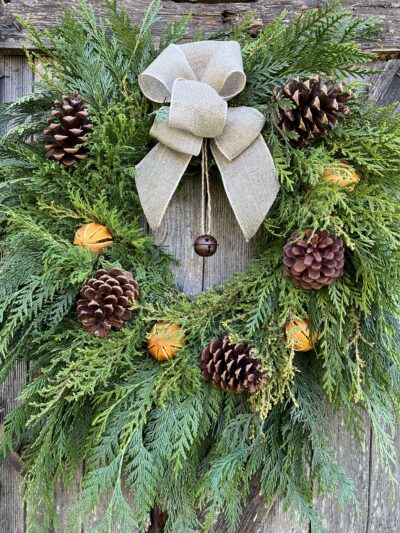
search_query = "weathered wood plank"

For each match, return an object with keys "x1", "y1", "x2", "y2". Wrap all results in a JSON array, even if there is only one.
[
  {"x1": 366, "y1": 426, "x2": 400, "y2": 533},
  {"x1": 0, "y1": 363, "x2": 26, "y2": 533},
  {"x1": 312, "y1": 409, "x2": 371, "y2": 533},
  {"x1": 260, "y1": 502, "x2": 307, "y2": 533},
  {"x1": 153, "y1": 174, "x2": 204, "y2": 295},
  {"x1": 0, "y1": 1, "x2": 399, "y2": 53},
  {"x1": 366, "y1": 59, "x2": 400, "y2": 112},
  {"x1": 363, "y1": 59, "x2": 400, "y2": 533},
  {"x1": 0, "y1": 54, "x2": 34, "y2": 533},
  {"x1": 86, "y1": 492, "x2": 139, "y2": 533},
  {"x1": 0, "y1": 53, "x2": 32, "y2": 103},
  {"x1": 211, "y1": 489, "x2": 307, "y2": 533},
  {"x1": 174, "y1": 1, "x2": 256, "y2": 3},
  {"x1": 53, "y1": 475, "x2": 83, "y2": 533},
  {"x1": 203, "y1": 171, "x2": 253, "y2": 289}
]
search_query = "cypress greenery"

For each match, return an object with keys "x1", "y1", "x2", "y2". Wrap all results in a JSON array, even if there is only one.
[{"x1": 0, "y1": 1, "x2": 399, "y2": 531}]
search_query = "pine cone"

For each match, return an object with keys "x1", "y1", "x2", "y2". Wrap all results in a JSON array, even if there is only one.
[
  {"x1": 44, "y1": 91, "x2": 93, "y2": 167},
  {"x1": 77, "y1": 268, "x2": 139, "y2": 338},
  {"x1": 283, "y1": 229, "x2": 345, "y2": 290},
  {"x1": 273, "y1": 76, "x2": 352, "y2": 145},
  {"x1": 199, "y1": 336, "x2": 265, "y2": 393}
]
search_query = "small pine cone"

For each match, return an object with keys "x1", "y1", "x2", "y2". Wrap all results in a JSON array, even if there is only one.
[
  {"x1": 199, "y1": 336, "x2": 266, "y2": 394},
  {"x1": 44, "y1": 91, "x2": 93, "y2": 167},
  {"x1": 273, "y1": 76, "x2": 352, "y2": 145},
  {"x1": 283, "y1": 229, "x2": 345, "y2": 290},
  {"x1": 77, "y1": 268, "x2": 139, "y2": 338}
]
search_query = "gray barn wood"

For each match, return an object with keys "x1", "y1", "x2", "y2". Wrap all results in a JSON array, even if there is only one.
[
  {"x1": 0, "y1": 1, "x2": 399, "y2": 532},
  {"x1": 0, "y1": 1, "x2": 400, "y2": 55}
]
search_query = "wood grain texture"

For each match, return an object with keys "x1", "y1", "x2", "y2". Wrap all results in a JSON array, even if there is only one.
[
  {"x1": 210, "y1": 480, "x2": 307, "y2": 533},
  {"x1": 172, "y1": 1, "x2": 256, "y2": 3},
  {"x1": 153, "y1": 174, "x2": 204, "y2": 295},
  {"x1": 0, "y1": 363, "x2": 26, "y2": 533},
  {"x1": 53, "y1": 475, "x2": 83, "y2": 533},
  {"x1": 84, "y1": 475, "x2": 139, "y2": 531},
  {"x1": 313, "y1": 409, "x2": 371, "y2": 533},
  {"x1": 203, "y1": 170, "x2": 253, "y2": 289},
  {"x1": 361, "y1": 62, "x2": 400, "y2": 531},
  {"x1": 367, "y1": 59, "x2": 400, "y2": 112},
  {"x1": 366, "y1": 426, "x2": 400, "y2": 533},
  {"x1": 0, "y1": 1, "x2": 399, "y2": 53},
  {"x1": 260, "y1": 502, "x2": 307, "y2": 533},
  {"x1": 0, "y1": 54, "x2": 33, "y2": 533}
]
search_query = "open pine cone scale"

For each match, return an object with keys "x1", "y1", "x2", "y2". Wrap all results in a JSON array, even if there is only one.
[
  {"x1": 77, "y1": 268, "x2": 139, "y2": 338},
  {"x1": 274, "y1": 76, "x2": 352, "y2": 145},
  {"x1": 44, "y1": 91, "x2": 93, "y2": 167},
  {"x1": 200, "y1": 336, "x2": 265, "y2": 393},
  {"x1": 283, "y1": 229, "x2": 345, "y2": 289}
]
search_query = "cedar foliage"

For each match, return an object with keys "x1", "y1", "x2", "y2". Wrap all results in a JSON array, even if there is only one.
[{"x1": 0, "y1": 1, "x2": 399, "y2": 532}]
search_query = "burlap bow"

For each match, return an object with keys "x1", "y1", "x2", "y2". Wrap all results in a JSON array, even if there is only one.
[{"x1": 136, "y1": 41, "x2": 280, "y2": 241}]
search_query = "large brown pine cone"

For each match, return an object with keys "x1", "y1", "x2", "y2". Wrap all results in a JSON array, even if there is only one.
[
  {"x1": 77, "y1": 268, "x2": 139, "y2": 338},
  {"x1": 199, "y1": 336, "x2": 266, "y2": 393},
  {"x1": 44, "y1": 91, "x2": 93, "y2": 167},
  {"x1": 273, "y1": 76, "x2": 352, "y2": 145},
  {"x1": 283, "y1": 229, "x2": 345, "y2": 290}
]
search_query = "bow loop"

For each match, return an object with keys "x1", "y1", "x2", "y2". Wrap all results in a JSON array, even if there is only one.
[
  {"x1": 136, "y1": 41, "x2": 280, "y2": 241},
  {"x1": 138, "y1": 45, "x2": 195, "y2": 103},
  {"x1": 214, "y1": 107, "x2": 266, "y2": 162}
]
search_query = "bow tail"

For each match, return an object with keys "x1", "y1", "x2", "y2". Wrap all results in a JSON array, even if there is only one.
[
  {"x1": 135, "y1": 143, "x2": 192, "y2": 230},
  {"x1": 210, "y1": 135, "x2": 280, "y2": 241}
]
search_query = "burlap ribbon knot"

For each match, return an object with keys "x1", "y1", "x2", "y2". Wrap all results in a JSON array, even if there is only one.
[{"x1": 136, "y1": 41, "x2": 280, "y2": 241}]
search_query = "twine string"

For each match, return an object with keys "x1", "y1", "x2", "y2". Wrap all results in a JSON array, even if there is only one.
[
  {"x1": 201, "y1": 139, "x2": 212, "y2": 235},
  {"x1": 201, "y1": 141, "x2": 205, "y2": 234}
]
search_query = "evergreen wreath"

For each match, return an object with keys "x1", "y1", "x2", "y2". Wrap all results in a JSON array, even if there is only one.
[{"x1": 0, "y1": 1, "x2": 399, "y2": 531}]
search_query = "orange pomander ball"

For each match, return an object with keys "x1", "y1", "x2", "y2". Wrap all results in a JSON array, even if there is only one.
[
  {"x1": 73, "y1": 223, "x2": 113, "y2": 253},
  {"x1": 322, "y1": 162, "x2": 360, "y2": 191},
  {"x1": 147, "y1": 323, "x2": 185, "y2": 361},
  {"x1": 285, "y1": 319, "x2": 318, "y2": 352}
]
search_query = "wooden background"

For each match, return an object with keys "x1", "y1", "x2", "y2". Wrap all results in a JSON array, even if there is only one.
[{"x1": 0, "y1": 1, "x2": 399, "y2": 532}]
